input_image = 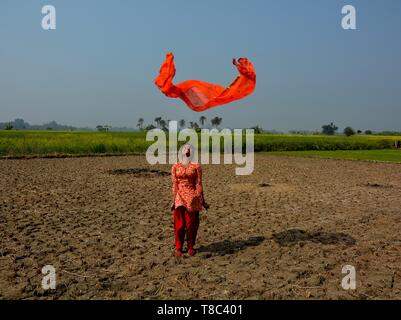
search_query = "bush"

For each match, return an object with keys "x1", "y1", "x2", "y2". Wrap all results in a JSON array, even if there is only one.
[
  {"x1": 322, "y1": 123, "x2": 338, "y2": 135},
  {"x1": 344, "y1": 127, "x2": 355, "y2": 137}
]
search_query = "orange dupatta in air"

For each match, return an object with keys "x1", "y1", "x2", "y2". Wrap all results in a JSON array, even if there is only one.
[{"x1": 154, "y1": 52, "x2": 256, "y2": 112}]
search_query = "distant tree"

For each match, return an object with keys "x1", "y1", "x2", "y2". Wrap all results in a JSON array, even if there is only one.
[
  {"x1": 375, "y1": 131, "x2": 401, "y2": 136},
  {"x1": 179, "y1": 119, "x2": 186, "y2": 129},
  {"x1": 96, "y1": 125, "x2": 107, "y2": 132},
  {"x1": 5, "y1": 123, "x2": 13, "y2": 130},
  {"x1": 159, "y1": 119, "x2": 167, "y2": 131},
  {"x1": 137, "y1": 118, "x2": 144, "y2": 130},
  {"x1": 199, "y1": 116, "x2": 207, "y2": 128},
  {"x1": 344, "y1": 126, "x2": 355, "y2": 137},
  {"x1": 187, "y1": 122, "x2": 199, "y2": 132},
  {"x1": 188, "y1": 122, "x2": 200, "y2": 132},
  {"x1": 144, "y1": 124, "x2": 157, "y2": 131},
  {"x1": 154, "y1": 117, "x2": 162, "y2": 128},
  {"x1": 357, "y1": 130, "x2": 362, "y2": 134},
  {"x1": 211, "y1": 117, "x2": 222, "y2": 129},
  {"x1": 209, "y1": 118, "x2": 214, "y2": 128},
  {"x1": 251, "y1": 125, "x2": 263, "y2": 134},
  {"x1": 365, "y1": 130, "x2": 373, "y2": 135},
  {"x1": 289, "y1": 130, "x2": 311, "y2": 135},
  {"x1": 321, "y1": 122, "x2": 338, "y2": 135},
  {"x1": 13, "y1": 118, "x2": 27, "y2": 129}
]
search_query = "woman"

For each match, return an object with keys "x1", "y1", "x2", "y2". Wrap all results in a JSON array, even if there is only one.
[{"x1": 171, "y1": 144, "x2": 209, "y2": 257}]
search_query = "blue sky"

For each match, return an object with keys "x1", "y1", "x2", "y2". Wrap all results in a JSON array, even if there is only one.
[{"x1": 0, "y1": 0, "x2": 400, "y2": 131}]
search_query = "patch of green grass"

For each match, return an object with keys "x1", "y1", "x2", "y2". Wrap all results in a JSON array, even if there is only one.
[
  {"x1": 0, "y1": 131, "x2": 152, "y2": 157},
  {"x1": 269, "y1": 149, "x2": 401, "y2": 163},
  {"x1": 1, "y1": 131, "x2": 401, "y2": 158},
  {"x1": 253, "y1": 134, "x2": 400, "y2": 151}
]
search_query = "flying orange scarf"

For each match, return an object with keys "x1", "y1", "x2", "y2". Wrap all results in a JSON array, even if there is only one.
[{"x1": 154, "y1": 52, "x2": 256, "y2": 112}]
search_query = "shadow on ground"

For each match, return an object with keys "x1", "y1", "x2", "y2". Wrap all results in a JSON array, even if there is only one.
[
  {"x1": 198, "y1": 236, "x2": 265, "y2": 256},
  {"x1": 109, "y1": 168, "x2": 170, "y2": 177},
  {"x1": 272, "y1": 229, "x2": 356, "y2": 246}
]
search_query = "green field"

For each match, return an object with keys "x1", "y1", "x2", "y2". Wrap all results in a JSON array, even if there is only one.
[
  {"x1": 0, "y1": 130, "x2": 400, "y2": 158},
  {"x1": 270, "y1": 150, "x2": 401, "y2": 163},
  {"x1": 0, "y1": 131, "x2": 151, "y2": 157},
  {"x1": 254, "y1": 134, "x2": 400, "y2": 151}
]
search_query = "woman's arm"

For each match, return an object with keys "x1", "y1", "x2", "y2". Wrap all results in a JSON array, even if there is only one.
[
  {"x1": 196, "y1": 165, "x2": 209, "y2": 210},
  {"x1": 201, "y1": 190, "x2": 209, "y2": 210},
  {"x1": 171, "y1": 164, "x2": 178, "y2": 210}
]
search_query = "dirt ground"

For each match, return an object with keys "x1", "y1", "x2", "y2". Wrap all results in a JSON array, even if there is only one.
[{"x1": 0, "y1": 154, "x2": 400, "y2": 300}]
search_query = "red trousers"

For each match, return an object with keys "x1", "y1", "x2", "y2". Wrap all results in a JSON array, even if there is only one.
[{"x1": 174, "y1": 206, "x2": 200, "y2": 251}]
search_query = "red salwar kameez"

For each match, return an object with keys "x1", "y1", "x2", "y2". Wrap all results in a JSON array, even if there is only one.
[{"x1": 171, "y1": 162, "x2": 205, "y2": 255}]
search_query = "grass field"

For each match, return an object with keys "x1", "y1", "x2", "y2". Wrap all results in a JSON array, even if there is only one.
[
  {"x1": 0, "y1": 130, "x2": 400, "y2": 157},
  {"x1": 0, "y1": 131, "x2": 151, "y2": 157},
  {"x1": 270, "y1": 149, "x2": 401, "y2": 163},
  {"x1": 254, "y1": 134, "x2": 400, "y2": 151}
]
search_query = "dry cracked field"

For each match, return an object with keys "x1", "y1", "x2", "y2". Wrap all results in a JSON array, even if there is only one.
[{"x1": 0, "y1": 154, "x2": 400, "y2": 300}]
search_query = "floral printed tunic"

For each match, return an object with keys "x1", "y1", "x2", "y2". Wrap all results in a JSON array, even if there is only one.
[{"x1": 172, "y1": 162, "x2": 204, "y2": 212}]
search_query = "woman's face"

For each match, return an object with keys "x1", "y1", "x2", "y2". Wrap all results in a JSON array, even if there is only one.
[{"x1": 182, "y1": 145, "x2": 191, "y2": 159}]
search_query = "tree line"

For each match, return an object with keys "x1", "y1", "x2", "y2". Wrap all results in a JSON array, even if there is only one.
[
  {"x1": 321, "y1": 122, "x2": 373, "y2": 136},
  {"x1": 1, "y1": 118, "x2": 399, "y2": 136},
  {"x1": 136, "y1": 116, "x2": 223, "y2": 131}
]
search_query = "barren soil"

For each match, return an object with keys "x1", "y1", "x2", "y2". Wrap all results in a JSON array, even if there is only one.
[{"x1": 0, "y1": 155, "x2": 400, "y2": 299}]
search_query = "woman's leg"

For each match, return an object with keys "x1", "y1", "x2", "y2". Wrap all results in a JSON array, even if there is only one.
[
  {"x1": 174, "y1": 206, "x2": 186, "y2": 252},
  {"x1": 185, "y1": 210, "x2": 200, "y2": 252}
]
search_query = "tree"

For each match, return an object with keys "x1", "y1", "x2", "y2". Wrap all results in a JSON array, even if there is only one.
[
  {"x1": 159, "y1": 119, "x2": 167, "y2": 131},
  {"x1": 96, "y1": 125, "x2": 111, "y2": 132},
  {"x1": 357, "y1": 130, "x2": 362, "y2": 134},
  {"x1": 321, "y1": 122, "x2": 338, "y2": 135},
  {"x1": 179, "y1": 119, "x2": 186, "y2": 129},
  {"x1": 145, "y1": 124, "x2": 156, "y2": 131},
  {"x1": 211, "y1": 117, "x2": 222, "y2": 128},
  {"x1": 154, "y1": 117, "x2": 162, "y2": 128},
  {"x1": 5, "y1": 123, "x2": 13, "y2": 130},
  {"x1": 137, "y1": 118, "x2": 144, "y2": 130},
  {"x1": 188, "y1": 122, "x2": 200, "y2": 132},
  {"x1": 199, "y1": 116, "x2": 207, "y2": 128},
  {"x1": 13, "y1": 118, "x2": 27, "y2": 129},
  {"x1": 365, "y1": 130, "x2": 372, "y2": 135},
  {"x1": 251, "y1": 125, "x2": 263, "y2": 134},
  {"x1": 344, "y1": 126, "x2": 355, "y2": 136}
]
